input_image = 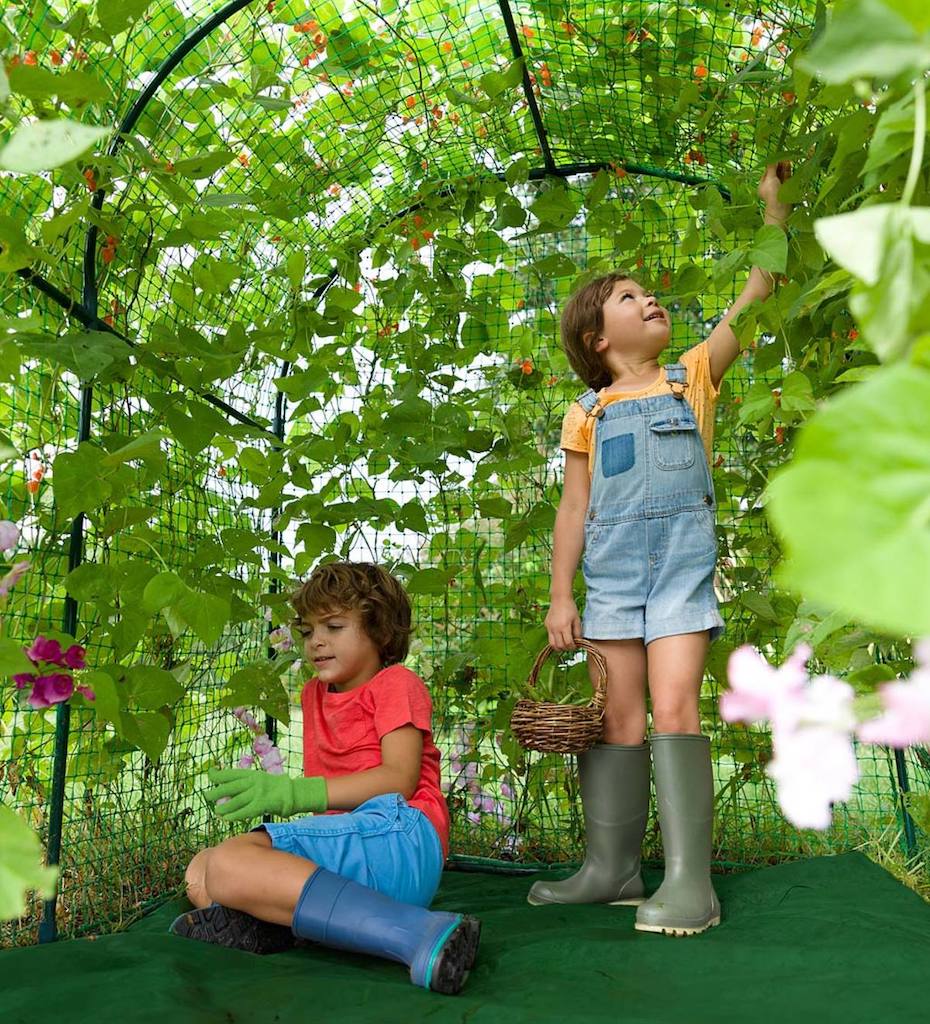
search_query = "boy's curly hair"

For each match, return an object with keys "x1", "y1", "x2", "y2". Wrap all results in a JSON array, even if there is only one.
[
  {"x1": 560, "y1": 270, "x2": 635, "y2": 391},
  {"x1": 290, "y1": 561, "x2": 412, "y2": 666}
]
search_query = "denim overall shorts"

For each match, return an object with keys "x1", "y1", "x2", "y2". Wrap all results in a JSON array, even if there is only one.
[{"x1": 578, "y1": 363, "x2": 725, "y2": 645}]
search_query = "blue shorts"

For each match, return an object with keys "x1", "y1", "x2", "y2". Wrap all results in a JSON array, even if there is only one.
[
  {"x1": 582, "y1": 507, "x2": 725, "y2": 646},
  {"x1": 261, "y1": 793, "x2": 443, "y2": 907}
]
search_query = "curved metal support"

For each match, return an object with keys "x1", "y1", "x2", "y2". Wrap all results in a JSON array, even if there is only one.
[
  {"x1": 82, "y1": 0, "x2": 257, "y2": 288},
  {"x1": 496, "y1": 0, "x2": 556, "y2": 174}
]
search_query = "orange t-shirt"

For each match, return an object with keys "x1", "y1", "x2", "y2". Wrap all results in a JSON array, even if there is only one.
[
  {"x1": 560, "y1": 340, "x2": 721, "y2": 472},
  {"x1": 300, "y1": 664, "x2": 450, "y2": 858}
]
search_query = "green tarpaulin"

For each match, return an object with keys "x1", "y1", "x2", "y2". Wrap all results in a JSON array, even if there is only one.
[{"x1": 3, "y1": 853, "x2": 928, "y2": 1024}]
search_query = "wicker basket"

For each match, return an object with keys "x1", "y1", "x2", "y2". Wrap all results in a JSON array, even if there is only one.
[{"x1": 509, "y1": 640, "x2": 608, "y2": 754}]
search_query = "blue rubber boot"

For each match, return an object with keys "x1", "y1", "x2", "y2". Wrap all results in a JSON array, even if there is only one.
[{"x1": 292, "y1": 869, "x2": 481, "y2": 995}]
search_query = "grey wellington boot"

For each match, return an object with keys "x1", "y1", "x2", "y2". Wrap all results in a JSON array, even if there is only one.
[
  {"x1": 527, "y1": 742, "x2": 650, "y2": 906},
  {"x1": 635, "y1": 734, "x2": 720, "y2": 936}
]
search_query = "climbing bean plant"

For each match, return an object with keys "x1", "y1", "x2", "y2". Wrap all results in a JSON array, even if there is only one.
[{"x1": 2, "y1": 0, "x2": 930, "y2": 931}]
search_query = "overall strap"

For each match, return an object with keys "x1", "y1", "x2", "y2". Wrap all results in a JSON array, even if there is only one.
[
  {"x1": 664, "y1": 362, "x2": 688, "y2": 400},
  {"x1": 577, "y1": 388, "x2": 604, "y2": 418}
]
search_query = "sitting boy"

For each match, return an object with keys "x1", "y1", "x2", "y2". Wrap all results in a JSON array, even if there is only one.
[{"x1": 172, "y1": 561, "x2": 480, "y2": 996}]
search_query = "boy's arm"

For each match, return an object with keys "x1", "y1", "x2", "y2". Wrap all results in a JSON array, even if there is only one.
[
  {"x1": 324, "y1": 725, "x2": 423, "y2": 809},
  {"x1": 205, "y1": 725, "x2": 424, "y2": 820},
  {"x1": 706, "y1": 162, "x2": 792, "y2": 391}
]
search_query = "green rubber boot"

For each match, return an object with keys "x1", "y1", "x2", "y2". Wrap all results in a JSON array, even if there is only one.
[
  {"x1": 635, "y1": 734, "x2": 720, "y2": 936},
  {"x1": 527, "y1": 742, "x2": 650, "y2": 906}
]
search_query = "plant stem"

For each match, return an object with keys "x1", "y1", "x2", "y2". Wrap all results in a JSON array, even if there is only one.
[{"x1": 902, "y1": 78, "x2": 926, "y2": 207}]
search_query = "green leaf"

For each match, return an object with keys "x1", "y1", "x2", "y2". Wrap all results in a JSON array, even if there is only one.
[
  {"x1": 814, "y1": 205, "x2": 899, "y2": 285},
  {"x1": 173, "y1": 589, "x2": 231, "y2": 647},
  {"x1": 65, "y1": 563, "x2": 116, "y2": 604},
  {"x1": 779, "y1": 371, "x2": 817, "y2": 414},
  {"x1": 529, "y1": 186, "x2": 580, "y2": 229},
  {"x1": 171, "y1": 150, "x2": 236, "y2": 178},
  {"x1": 0, "y1": 430, "x2": 17, "y2": 463},
  {"x1": 766, "y1": 362, "x2": 930, "y2": 636},
  {"x1": 479, "y1": 58, "x2": 524, "y2": 99},
  {"x1": 85, "y1": 670, "x2": 123, "y2": 730},
  {"x1": 798, "y1": 0, "x2": 930, "y2": 83},
  {"x1": 748, "y1": 225, "x2": 788, "y2": 274},
  {"x1": 0, "y1": 804, "x2": 57, "y2": 922},
  {"x1": 0, "y1": 119, "x2": 110, "y2": 173},
  {"x1": 740, "y1": 591, "x2": 779, "y2": 622},
  {"x1": 7, "y1": 67, "x2": 111, "y2": 104},
  {"x1": 100, "y1": 430, "x2": 164, "y2": 468},
  {"x1": 504, "y1": 502, "x2": 555, "y2": 552},
  {"x1": 817, "y1": 205, "x2": 930, "y2": 361},
  {"x1": 121, "y1": 711, "x2": 171, "y2": 762},
  {"x1": 97, "y1": 0, "x2": 154, "y2": 35},
  {"x1": 405, "y1": 567, "x2": 459, "y2": 596},
  {"x1": 128, "y1": 665, "x2": 185, "y2": 710},
  {"x1": 477, "y1": 497, "x2": 513, "y2": 519},
  {"x1": 738, "y1": 381, "x2": 776, "y2": 425},
  {"x1": 286, "y1": 251, "x2": 306, "y2": 291},
  {"x1": 53, "y1": 444, "x2": 112, "y2": 517},
  {"x1": 0, "y1": 639, "x2": 31, "y2": 677},
  {"x1": 0, "y1": 216, "x2": 39, "y2": 272},
  {"x1": 13, "y1": 330, "x2": 128, "y2": 379},
  {"x1": 142, "y1": 571, "x2": 187, "y2": 612}
]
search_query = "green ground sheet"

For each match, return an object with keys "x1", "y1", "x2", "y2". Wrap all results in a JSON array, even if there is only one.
[{"x1": 3, "y1": 853, "x2": 928, "y2": 1024}]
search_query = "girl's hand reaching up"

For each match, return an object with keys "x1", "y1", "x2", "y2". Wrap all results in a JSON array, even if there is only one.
[
  {"x1": 545, "y1": 597, "x2": 582, "y2": 651},
  {"x1": 759, "y1": 161, "x2": 792, "y2": 225}
]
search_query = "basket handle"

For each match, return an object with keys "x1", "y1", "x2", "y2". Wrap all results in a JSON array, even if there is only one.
[{"x1": 525, "y1": 639, "x2": 608, "y2": 713}]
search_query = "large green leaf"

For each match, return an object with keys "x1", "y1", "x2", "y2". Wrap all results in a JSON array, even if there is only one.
[
  {"x1": 798, "y1": 0, "x2": 930, "y2": 83},
  {"x1": 766, "y1": 362, "x2": 930, "y2": 635},
  {"x1": 0, "y1": 805, "x2": 57, "y2": 922},
  {"x1": 0, "y1": 120, "x2": 110, "y2": 173}
]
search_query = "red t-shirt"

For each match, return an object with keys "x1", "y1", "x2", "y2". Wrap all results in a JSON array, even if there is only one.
[{"x1": 300, "y1": 664, "x2": 450, "y2": 859}]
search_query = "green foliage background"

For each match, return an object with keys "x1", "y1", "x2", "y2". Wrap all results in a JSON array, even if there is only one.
[{"x1": 2, "y1": 0, "x2": 930, "y2": 941}]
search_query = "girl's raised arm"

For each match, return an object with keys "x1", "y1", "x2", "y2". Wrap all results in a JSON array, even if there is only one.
[{"x1": 706, "y1": 162, "x2": 792, "y2": 390}]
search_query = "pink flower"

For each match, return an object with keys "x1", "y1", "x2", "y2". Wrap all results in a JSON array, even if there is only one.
[
  {"x1": 26, "y1": 636, "x2": 63, "y2": 664},
  {"x1": 238, "y1": 754, "x2": 255, "y2": 769},
  {"x1": 260, "y1": 747, "x2": 285, "y2": 774},
  {"x1": 268, "y1": 627, "x2": 293, "y2": 653},
  {"x1": 725, "y1": 646, "x2": 859, "y2": 831},
  {"x1": 0, "y1": 560, "x2": 30, "y2": 598},
  {"x1": 769, "y1": 723, "x2": 859, "y2": 830},
  {"x1": 61, "y1": 644, "x2": 86, "y2": 670},
  {"x1": 253, "y1": 734, "x2": 274, "y2": 757},
  {"x1": 858, "y1": 662, "x2": 930, "y2": 748},
  {"x1": 0, "y1": 520, "x2": 19, "y2": 552},
  {"x1": 26, "y1": 673, "x2": 75, "y2": 709},
  {"x1": 768, "y1": 675, "x2": 858, "y2": 830},
  {"x1": 76, "y1": 684, "x2": 95, "y2": 702},
  {"x1": 721, "y1": 644, "x2": 810, "y2": 725},
  {"x1": 233, "y1": 707, "x2": 261, "y2": 733}
]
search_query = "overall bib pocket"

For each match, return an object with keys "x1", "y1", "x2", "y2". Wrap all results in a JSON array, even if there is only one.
[
  {"x1": 649, "y1": 416, "x2": 698, "y2": 470},
  {"x1": 600, "y1": 432, "x2": 636, "y2": 477}
]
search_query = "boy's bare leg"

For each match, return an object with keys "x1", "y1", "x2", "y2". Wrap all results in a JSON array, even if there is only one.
[
  {"x1": 186, "y1": 830, "x2": 317, "y2": 925},
  {"x1": 587, "y1": 638, "x2": 648, "y2": 744},
  {"x1": 645, "y1": 630, "x2": 710, "y2": 734}
]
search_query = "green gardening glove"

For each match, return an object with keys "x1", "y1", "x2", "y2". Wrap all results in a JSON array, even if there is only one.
[{"x1": 204, "y1": 768, "x2": 328, "y2": 821}]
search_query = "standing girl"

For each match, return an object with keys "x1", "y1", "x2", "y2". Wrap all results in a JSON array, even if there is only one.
[{"x1": 529, "y1": 165, "x2": 791, "y2": 935}]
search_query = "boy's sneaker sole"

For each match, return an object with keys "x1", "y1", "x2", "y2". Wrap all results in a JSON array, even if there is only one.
[
  {"x1": 170, "y1": 904, "x2": 295, "y2": 955},
  {"x1": 427, "y1": 916, "x2": 482, "y2": 995}
]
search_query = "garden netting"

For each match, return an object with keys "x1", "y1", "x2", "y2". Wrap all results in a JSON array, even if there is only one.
[{"x1": 1, "y1": 0, "x2": 928, "y2": 950}]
